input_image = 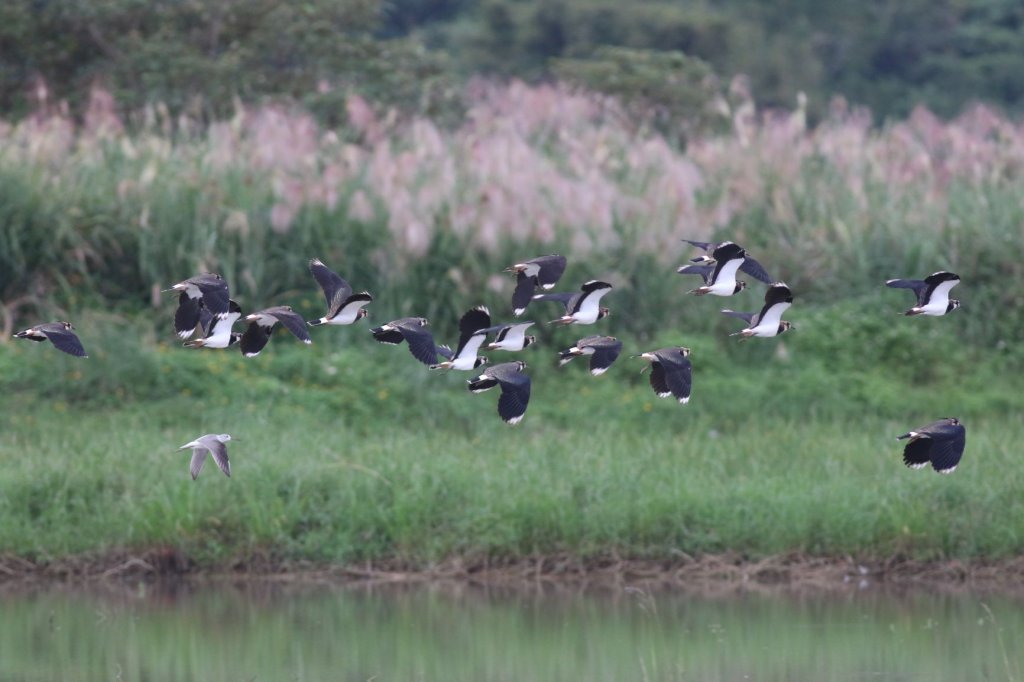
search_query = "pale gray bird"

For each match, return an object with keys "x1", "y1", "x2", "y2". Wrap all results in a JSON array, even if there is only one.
[{"x1": 178, "y1": 434, "x2": 234, "y2": 480}]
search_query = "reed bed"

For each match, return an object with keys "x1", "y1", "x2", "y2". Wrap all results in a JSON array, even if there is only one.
[{"x1": 1, "y1": 82, "x2": 1022, "y2": 344}]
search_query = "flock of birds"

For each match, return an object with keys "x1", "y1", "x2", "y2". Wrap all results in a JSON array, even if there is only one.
[{"x1": 13, "y1": 240, "x2": 968, "y2": 478}]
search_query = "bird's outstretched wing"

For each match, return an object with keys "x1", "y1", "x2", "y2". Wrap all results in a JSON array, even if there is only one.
[
  {"x1": 45, "y1": 328, "x2": 88, "y2": 357},
  {"x1": 309, "y1": 259, "x2": 353, "y2": 314}
]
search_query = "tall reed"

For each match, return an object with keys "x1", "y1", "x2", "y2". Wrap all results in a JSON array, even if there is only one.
[{"x1": 1, "y1": 82, "x2": 1021, "y2": 344}]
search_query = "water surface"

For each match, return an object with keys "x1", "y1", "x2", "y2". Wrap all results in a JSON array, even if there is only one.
[{"x1": 1, "y1": 581, "x2": 1020, "y2": 681}]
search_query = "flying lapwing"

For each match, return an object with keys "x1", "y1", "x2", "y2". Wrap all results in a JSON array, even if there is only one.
[
  {"x1": 239, "y1": 306, "x2": 312, "y2": 357},
  {"x1": 183, "y1": 300, "x2": 243, "y2": 349},
  {"x1": 14, "y1": 321, "x2": 88, "y2": 357},
  {"x1": 633, "y1": 347, "x2": 693, "y2": 404},
  {"x1": 885, "y1": 271, "x2": 961, "y2": 316},
  {"x1": 558, "y1": 336, "x2": 623, "y2": 375},
  {"x1": 371, "y1": 317, "x2": 444, "y2": 366},
  {"x1": 307, "y1": 258, "x2": 373, "y2": 326},
  {"x1": 505, "y1": 254, "x2": 568, "y2": 317},
  {"x1": 532, "y1": 280, "x2": 613, "y2": 325},
  {"x1": 897, "y1": 418, "x2": 966, "y2": 474},
  {"x1": 725, "y1": 282, "x2": 795, "y2": 338},
  {"x1": 178, "y1": 433, "x2": 234, "y2": 480},
  {"x1": 681, "y1": 239, "x2": 773, "y2": 284},
  {"x1": 467, "y1": 360, "x2": 531, "y2": 425},
  {"x1": 677, "y1": 242, "x2": 748, "y2": 296},
  {"x1": 430, "y1": 306, "x2": 492, "y2": 370},
  {"x1": 480, "y1": 321, "x2": 537, "y2": 352},
  {"x1": 165, "y1": 273, "x2": 231, "y2": 339}
]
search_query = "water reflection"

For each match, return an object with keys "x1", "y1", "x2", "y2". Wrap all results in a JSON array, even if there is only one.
[{"x1": 1, "y1": 580, "x2": 1021, "y2": 681}]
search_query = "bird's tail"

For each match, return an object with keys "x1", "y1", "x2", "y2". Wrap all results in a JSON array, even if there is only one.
[{"x1": 558, "y1": 349, "x2": 580, "y2": 366}]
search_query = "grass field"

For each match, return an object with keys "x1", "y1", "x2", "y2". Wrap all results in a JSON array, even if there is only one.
[{"x1": 1, "y1": 328, "x2": 1021, "y2": 568}]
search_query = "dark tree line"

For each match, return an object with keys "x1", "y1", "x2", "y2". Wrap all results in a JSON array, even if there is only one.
[{"x1": 2, "y1": 0, "x2": 1022, "y2": 125}]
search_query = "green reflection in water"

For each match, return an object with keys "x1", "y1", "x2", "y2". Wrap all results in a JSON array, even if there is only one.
[{"x1": 1, "y1": 582, "x2": 1021, "y2": 681}]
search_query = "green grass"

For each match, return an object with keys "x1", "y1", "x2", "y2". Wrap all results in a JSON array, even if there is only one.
[{"x1": 1, "y1": 321, "x2": 1022, "y2": 566}]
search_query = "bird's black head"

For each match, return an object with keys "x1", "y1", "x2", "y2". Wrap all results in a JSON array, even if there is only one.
[
  {"x1": 597, "y1": 307, "x2": 611, "y2": 320},
  {"x1": 948, "y1": 299, "x2": 961, "y2": 313},
  {"x1": 523, "y1": 335, "x2": 537, "y2": 348}
]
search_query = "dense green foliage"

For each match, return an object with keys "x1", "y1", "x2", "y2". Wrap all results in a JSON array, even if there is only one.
[
  {"x1": 3, "y1": 0, "x2": 1024, "y2": 124},
  {"x1": 0, "y1": 0, "x2": 461, "y2": 124},
  {"x1": 0, "y1": 314, "x2": 1021, "y2": 565}
]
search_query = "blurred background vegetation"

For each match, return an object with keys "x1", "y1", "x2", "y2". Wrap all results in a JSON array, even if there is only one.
[{"x1": 2, "y1": 0, "x2": 1024, "y2": 126}]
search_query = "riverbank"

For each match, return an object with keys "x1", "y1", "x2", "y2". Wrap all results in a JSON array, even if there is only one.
[{"x1": 6, "y1": 550, "x2": 1024, "y2": 596}]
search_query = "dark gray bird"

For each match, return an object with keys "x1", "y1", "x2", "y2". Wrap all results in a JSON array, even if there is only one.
[
  {"x1": 634, "y1": 347, "x2": 693, "y2": 404},
  {"x1": 183, "y1": 300, "x2": 243, "y2": 349},
  {"x1": 677, "y1": 242, "x2": 748, "y2": 296},
  {"x1": 724, "y1": 282, "x2": 795, "y2": 338},
  {"x1": 532, "y1": 280, "x2": 613, "y2": 325},
  {"x1": 886, "y1": 271, "x2": 961, "y2": 316},
  {"x1": 506, "y1": 254, "x2": 568, "y2": 316},
  {"x1": 14, "y1": 321, "x2": 88, "y2": 357},
  {"x1": 307, "y1": 258, "x2": 373, "y2": 326},
  {"x1": 558, "y1": 336, "x2": 623, "y2": 375},
  {"x1": 371, "y1": 317, "x2": 443, "y2": 366},
  {"x1": 468, "y1": 360, "x2": 531, "y2": 424},
  {"x1": 239, "y1": 306, "x2": 312, "y2": 358},
  {"x1": 480, "y1": 321, "x2": 536, "y2": 352},
  {"x1": 430, "y1": 306, "x2": 492, "y2": 370},
  {"x1": 897, "y1": 417, "x2": 966, "y2": 474},
  {"x1": 164, "y1": 273, "x2": 230, "y2": 339},
  {"x1": 178, "y1": 433, "x2": 233, "y2": 480},
  {"x1": 682, "y1": 239, "x2": 773, "y2": 284}
]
